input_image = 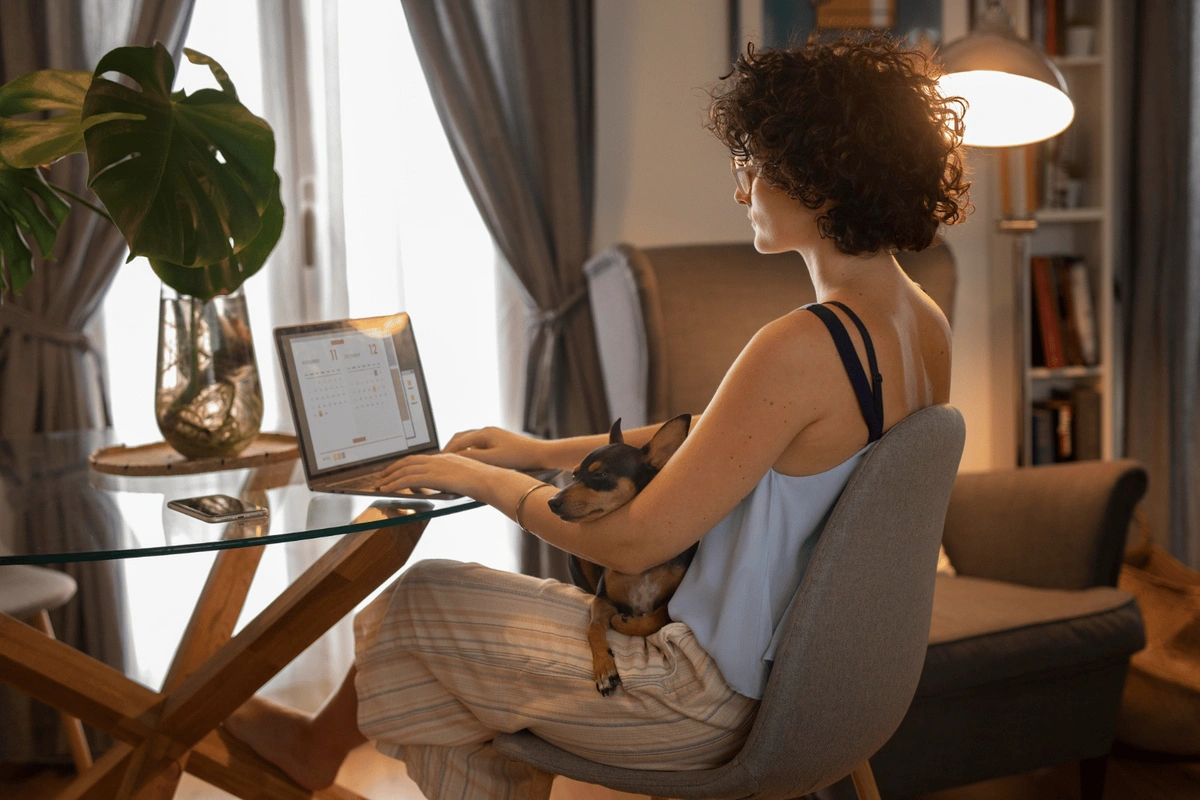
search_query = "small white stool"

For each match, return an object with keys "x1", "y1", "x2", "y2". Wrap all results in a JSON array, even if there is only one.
[{"x1": 0, "y1": 565, "x2": 93, "y2": 772}]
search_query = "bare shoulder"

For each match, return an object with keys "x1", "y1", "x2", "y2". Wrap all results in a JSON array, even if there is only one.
[
  {"x1": 705, "y1": 307, "x2": 845, "y2": 433},
  {"x1": 740, "y1": 305, "x2": 842, "y2": 370}
]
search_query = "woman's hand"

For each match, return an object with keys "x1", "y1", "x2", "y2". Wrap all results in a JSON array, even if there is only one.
[
  {"x1": 441, "y1": 426, "x2": 552, "y2": 470},
  {"x1": 377, "y1": 453, "x2": 504, "y2": 499}
]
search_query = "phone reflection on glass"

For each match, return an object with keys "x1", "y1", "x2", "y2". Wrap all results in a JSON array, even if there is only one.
[{"x1": 167, "y1": 494, "x2": 269, "y2": 523}]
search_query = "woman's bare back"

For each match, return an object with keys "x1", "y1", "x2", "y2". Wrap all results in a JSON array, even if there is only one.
[{"x1": 772, "y1": 273, "x2": 952, "y2": 477}]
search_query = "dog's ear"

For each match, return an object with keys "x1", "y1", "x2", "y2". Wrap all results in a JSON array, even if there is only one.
[
  {"x1": 609, "y1": 418, "x2": 624, "y2": 445},
  {"x1": 644, "y1": 413, "x2": 691, "y2": 470}
]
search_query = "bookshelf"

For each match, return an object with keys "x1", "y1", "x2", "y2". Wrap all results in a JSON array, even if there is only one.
[{"x1": 1009, "y1": 0, "x2": 1115, "y2": 467}]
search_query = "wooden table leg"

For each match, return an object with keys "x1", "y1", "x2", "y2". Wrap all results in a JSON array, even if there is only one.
[
  {"x1": 153, "y1": 520, "x2": 426, "y2": 747},
  {"x1": 0, "y1": 509, "x2": 431, "y2": 800},
  {"x1": 188, "y1": 728, "x2": 367, "y2": 799},
  {"x1": 131, "y1": 513, "x2": 427, "y2": 797},
  {"x1": 31, "y1": 609, "x2": 94, "y2": 771},
  {"x1": 0, "y1": 612, "x2": 163, "y2": 740},
  {"x1": 116, "y1": 523, "x2": 268, "y2": 800}
]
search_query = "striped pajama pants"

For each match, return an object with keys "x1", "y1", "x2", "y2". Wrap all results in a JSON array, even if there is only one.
[{"x1": 353, "y1": 559, "x2": 759, "y2": 800}]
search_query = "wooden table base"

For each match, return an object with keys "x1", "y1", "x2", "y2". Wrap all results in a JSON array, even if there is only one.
[{"x1": 0, "y1": 509, "x2": 430, "y2": 800}]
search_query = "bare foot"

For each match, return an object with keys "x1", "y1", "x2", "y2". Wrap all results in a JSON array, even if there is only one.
[{"x1": 223, "y1": 696, "x2": 345, "y2": 791}]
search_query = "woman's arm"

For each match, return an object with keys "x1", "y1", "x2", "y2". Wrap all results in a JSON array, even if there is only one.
[
  {"x1": 442, "y1": 417, "x2": 703, "y2": 472},
  {"x1": 379, "y1": 311, "x2": 837, "y2": 574}
]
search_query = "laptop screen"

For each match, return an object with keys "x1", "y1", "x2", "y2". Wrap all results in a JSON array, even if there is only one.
[{"x1": 275, "y1": 314, "x2": 440, "y2": 477}]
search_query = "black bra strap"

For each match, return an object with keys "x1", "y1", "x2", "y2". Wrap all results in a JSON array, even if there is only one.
[
  {"x1": 826, "y1": 301, "x2": 884, "y2": 430},
  {"x1": 805, "y1": 302, "x2": 885, "y2": 442}
]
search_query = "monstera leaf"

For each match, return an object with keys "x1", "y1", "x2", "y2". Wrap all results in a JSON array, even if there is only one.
[
  {"x1": 82, "y1": 43, "x2": 277, "y2": 272},
  {"x1": 0, "y1": 70, "x2": 92, "y2": 168},
  {"x1": 0, "y1": 165, "x2": 70, "y2": 294},
  {"x1": 0, "y1": 45, "x2": 281, "y2": 300},
  {"x1": 151, "y1": 173, "x2": 284, "y2": 302}
]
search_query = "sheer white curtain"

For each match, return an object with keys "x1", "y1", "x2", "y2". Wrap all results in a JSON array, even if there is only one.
[
  {"x1": 335, "y1": 0, "x2": 515, "y2": 573},
  {"x1": 101, "y1": 0, "x2": 513, "y2": 708}
]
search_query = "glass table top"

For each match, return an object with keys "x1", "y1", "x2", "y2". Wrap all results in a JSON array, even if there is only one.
[{"x1": 0, "y1": 430, "x2": 487, "y2": 566}]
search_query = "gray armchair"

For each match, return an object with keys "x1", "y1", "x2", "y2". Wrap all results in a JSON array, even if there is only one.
[
  {"x1": 866, "y1": 459, "x2": 1146, "y2": 798},
  {"x1": 582, "y1": 241, "x2": 1147, "y2": 800}
]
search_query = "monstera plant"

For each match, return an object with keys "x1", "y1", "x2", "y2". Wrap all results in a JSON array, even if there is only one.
[{"x1": 0, "y1": 43, "x2": 283, "y2": 458}]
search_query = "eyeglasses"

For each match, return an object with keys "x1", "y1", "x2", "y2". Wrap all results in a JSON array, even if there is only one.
[{"x1": 732, "y1": 160, "x2": 757, "y2": 194}]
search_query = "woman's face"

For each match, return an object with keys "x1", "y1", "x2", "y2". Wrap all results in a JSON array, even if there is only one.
[{"x1": 732, "y1": 160, "x2": 816, "y2": 254}]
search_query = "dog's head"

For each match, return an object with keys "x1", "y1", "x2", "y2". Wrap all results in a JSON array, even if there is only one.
[{"x1": 547, "y1": 414, "x2": 690, "y2": 522}]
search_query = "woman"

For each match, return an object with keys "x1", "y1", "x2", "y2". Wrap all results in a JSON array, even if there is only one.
[{"x1": 227, "y1": 34, "x2": 968, "y2": 797}]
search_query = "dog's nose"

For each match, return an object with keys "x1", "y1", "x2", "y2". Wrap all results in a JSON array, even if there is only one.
[{"x1": 548, "y1": 494, "x2": 563, "y2": 513}]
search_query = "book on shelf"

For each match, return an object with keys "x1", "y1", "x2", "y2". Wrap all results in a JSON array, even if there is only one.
[
  {"x1": 1031, "y1": 256, "x2": 1066, "y2": 368},
  {"x1": 1029, "y1": 0, "x2": 1067, "y2": 55},
  {"x1": 1030, "y1": 0, "x2": 1047, "y2": 54},
  {"x1": 1066, "y1": 257, "x2": 1099, "y2": 365},
  {"x1": 1055, "y1": 258, "x2": 1084, "y2": 366},
  {"x1": 1044, "y1": 0, "x2": 1059, "y2": 55},
  {"x1": 1031, "y1": 405, "x2": 1056, "y2": 465},
  {"x1": 1031, "y1": 386, "x2": 1103, "y2": 464},
  {"x1": 1071, "y1": 384, "x2": 1102, "y2": 461},
  {"x1": 1038, "y1": 397, "x2": 1074, "y2": 460},
  {"x1": 1030, "y1": 255, "x2": 1098, "y2": 369}
]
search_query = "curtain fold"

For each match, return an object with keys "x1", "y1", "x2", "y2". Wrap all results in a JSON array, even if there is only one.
[
  {"x1": 0, "y1": 0, "x2": 195, "y2": 436},
  {"x1": 1123, "y1": 0, "x2": 1200, "y2": 568},
  {"x1": 398, "y1": 0, "x2": 607, "y2": 578},
  {"x1": 0, "y1": 0, "x2": 196, "y2": 762},
  {"x1": 256, "y1": 0, "x2": 350, "y2": 431}
]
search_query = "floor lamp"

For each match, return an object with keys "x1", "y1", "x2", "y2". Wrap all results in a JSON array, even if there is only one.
[{"x1": 936, "y1": 0, "x2": 1075, "y2": 465}]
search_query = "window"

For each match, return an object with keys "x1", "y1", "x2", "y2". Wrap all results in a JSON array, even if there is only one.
[{"x1": 101, "y1": 0, "x2": 514, "y2": 695}]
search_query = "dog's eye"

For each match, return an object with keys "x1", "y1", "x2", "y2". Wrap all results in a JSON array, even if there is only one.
[{"x1": 593, "y1": 471, "x2": 607, "y2": 480}]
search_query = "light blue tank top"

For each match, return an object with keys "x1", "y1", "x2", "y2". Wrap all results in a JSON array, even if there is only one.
[
  {"x1": 668, "y1": 301, "x2": 885, "y2": 699},
  {"x1": 667, "y1": 445, "x2": 872, "y2": 698}
]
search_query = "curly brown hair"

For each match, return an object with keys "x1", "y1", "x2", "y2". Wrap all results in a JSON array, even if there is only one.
[{"x1": 709, "y1": 35, "x2": 970, "y2": 254}]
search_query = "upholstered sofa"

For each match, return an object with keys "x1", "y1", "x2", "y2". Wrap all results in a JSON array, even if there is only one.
[{"x1": 583, "y1": 241, "x2": 1147, "y2": 799}]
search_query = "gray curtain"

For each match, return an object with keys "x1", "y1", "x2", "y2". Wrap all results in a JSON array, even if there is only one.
[
  {"x1": 0, "y1": 0, "x2": 195, "y2": 762},
  {"x1": 0, "y1": 0, "x2": 195, "y2": 434},
  {"x1": 398, "y1": 0, "x2": 608, "y2": 578},
  {"x1": 1123, "y1": 0, "x2": 1200, "y2": 568}
]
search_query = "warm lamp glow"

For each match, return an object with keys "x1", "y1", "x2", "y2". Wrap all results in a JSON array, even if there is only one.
[{"x1": 938, "y1": 70, "x2": 1075, "y2": 148}]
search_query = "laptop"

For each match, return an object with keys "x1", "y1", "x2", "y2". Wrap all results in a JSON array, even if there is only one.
[{"x1": 275, "y1": 313, "x2": 553, "y2": 499}]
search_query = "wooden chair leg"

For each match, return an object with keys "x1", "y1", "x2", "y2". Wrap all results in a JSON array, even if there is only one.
[
  {"x1": 850, "y1": 760, "x2": 882, "y2": 800},
  {"x1": 32, "y1": 610, "x2": 94, "y2": 773},
  {"x1": 1079, "y1": 754, "x2": 1108, "y2": 800}
]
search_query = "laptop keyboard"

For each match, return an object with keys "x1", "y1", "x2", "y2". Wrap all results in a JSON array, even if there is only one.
[
  {"x1": 329, "y1": 474, "x2": 445, "y2": 496},
  {"x1": 329, "y1": 475, "x2": 383, "y2": 491}
]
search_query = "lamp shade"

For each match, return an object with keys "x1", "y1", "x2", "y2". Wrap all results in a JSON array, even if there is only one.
[{"x1": 937, "y1": 4, "x2": 1074, "y2": 147}]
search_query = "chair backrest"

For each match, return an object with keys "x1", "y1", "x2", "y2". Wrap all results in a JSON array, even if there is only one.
[
  {"x1": 730, "y1": 404, "x2": 965, "y2": 798},
  {"x1": 584, "y1": 241, "x2": 957, "y2": 428}
]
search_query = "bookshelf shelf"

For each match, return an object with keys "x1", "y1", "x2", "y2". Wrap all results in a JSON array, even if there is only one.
[
  {"x1": 1052, "y1": 55, "x2": 1103, "y2": 68},
  {"x1": 1008, "y1": 0, "x2": 1116, "y2": 468},
  {"x1": 1034, "y1": 207, "x2": 1104, "y2": 223},
  {"x1": 1030, "y1": 366, "x2": 1102, "y2": 380}
]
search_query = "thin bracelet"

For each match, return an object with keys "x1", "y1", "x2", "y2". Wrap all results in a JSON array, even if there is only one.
[{"x1": 515, "y1": 483, "x2": 552, "y2": 534}]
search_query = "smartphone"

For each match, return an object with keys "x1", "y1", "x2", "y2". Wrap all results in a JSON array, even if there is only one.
[{"x1": 167, "y1": 494, "x2": 269, "y2": 523}]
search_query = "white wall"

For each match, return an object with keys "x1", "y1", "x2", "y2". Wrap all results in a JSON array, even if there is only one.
[
  {"x1": 593, "y1": 1, "x2": 751, "y2": 247},
  {"x1": 593, "y1": 0, "x2": 1002, "y2": 472}
]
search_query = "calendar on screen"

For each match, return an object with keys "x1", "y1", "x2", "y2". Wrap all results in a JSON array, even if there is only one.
[{"x1": 289, "y1": 327, "x2": 432, "y2": 470}]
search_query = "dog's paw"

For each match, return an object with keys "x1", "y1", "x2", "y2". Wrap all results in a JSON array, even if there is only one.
[
  {"x1": 595, "y1": 668, "x2": 622, "y2": 696},
  {"x1": 594, "y1": 649, "x2": 622, "y2": 696}
]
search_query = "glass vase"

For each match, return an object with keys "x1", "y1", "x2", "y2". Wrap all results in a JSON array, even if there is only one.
[{"x1": 155, "y1": 286, "x2": 264, "y2": 459}]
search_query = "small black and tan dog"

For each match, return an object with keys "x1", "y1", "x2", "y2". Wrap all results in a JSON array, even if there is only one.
[{"x1": 547, "y1": 414, "x2": 696, "y2": 695}]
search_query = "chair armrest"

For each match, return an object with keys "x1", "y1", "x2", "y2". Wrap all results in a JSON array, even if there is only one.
[{"x1": 942, "y1": 459, "x2": 1147, "y2": 590}]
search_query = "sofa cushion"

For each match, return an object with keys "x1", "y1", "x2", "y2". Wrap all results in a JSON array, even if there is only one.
[{"x1": 917, "y1": 575, "x2": 1145, "y2": 699}]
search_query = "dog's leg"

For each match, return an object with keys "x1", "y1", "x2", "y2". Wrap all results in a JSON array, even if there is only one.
[
  {"x1": 587, "y1": 596, "x2": 622, "y2": 695},
  {"x1": 610, "y1": 604, "x2": 672, "y2": 637}
]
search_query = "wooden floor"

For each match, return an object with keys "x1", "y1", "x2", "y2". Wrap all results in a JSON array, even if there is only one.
[{"x1": 3, "y1": 746, "x2": 1198, "y2": 800}]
